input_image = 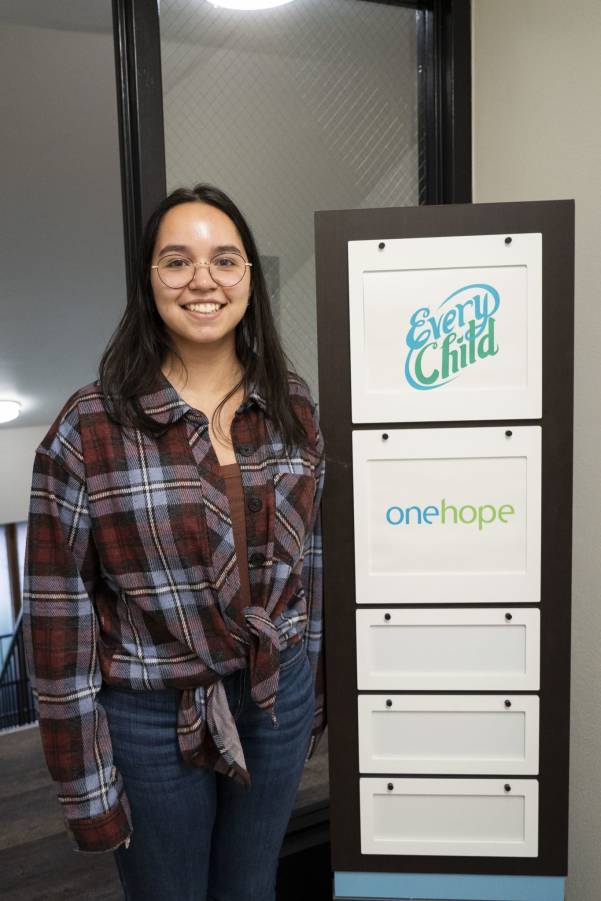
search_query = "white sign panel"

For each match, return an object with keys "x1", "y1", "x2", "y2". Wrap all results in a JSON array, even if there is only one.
[
  {"x1": 352, "y1": 426, "x2": 541, "y2": 604},
  {"x1": 348, "y1": 233, "x2": 542, "y2": 422},
  {"x1": 359, "y1": 778, "x2": 539, "y2": 857},
  {"x1": 356, "y1": 608, "x2": 541, "y2": 691},
  {"x1": 357, "y1": 694, "x2": 540, "y2": 775}
]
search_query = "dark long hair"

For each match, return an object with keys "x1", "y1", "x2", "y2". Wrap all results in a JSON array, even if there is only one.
[{"x1": 98, "y1": 184, "x2": 308, "y2": 449}]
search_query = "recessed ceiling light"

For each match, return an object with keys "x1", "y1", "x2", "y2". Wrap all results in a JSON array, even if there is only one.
[
  {"x1": 0, "y1": 401, "x2": 21, "y2": 424},
  {"x1": 209, "y1": 0, "x2": 295, "y2": 9}
]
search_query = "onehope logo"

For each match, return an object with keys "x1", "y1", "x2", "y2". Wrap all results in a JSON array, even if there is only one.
[
  {"x1": 385, "y1": 499, "x2": 515, "y2": 532},
  {"x1": 405, "y1": 283, "x2": 500, "y2": 390}
]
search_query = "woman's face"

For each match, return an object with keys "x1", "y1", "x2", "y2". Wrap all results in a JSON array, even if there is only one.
[{"x1": 150, "y1": 201, "x2": 252, "y2": 355}]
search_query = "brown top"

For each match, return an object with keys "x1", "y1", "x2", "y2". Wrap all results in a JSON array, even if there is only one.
[{"x1": 220, "y1": 462, "x2": 252, "y2": 605}]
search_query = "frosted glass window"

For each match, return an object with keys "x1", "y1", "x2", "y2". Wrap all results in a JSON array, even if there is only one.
[{"x1": 159, "y1": 0, "x2": 420, "y2": 396}]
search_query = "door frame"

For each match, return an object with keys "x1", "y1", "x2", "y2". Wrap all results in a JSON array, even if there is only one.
[
  {"x1": 112, "y1": 0, "x2": 471, "y2": 291},
  {"x1": 110, "y1": 0, "x2": 473, "y2": 853}
]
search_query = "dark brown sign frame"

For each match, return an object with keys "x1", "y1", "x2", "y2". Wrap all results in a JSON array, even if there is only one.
[{"x1": 315, "y1": 200, "x2": 574, "y2": 877}]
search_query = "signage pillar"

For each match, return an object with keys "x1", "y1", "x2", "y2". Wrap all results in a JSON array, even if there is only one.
[{"x1": 315, "y1": 201, "x2": 574, "y2": 901}]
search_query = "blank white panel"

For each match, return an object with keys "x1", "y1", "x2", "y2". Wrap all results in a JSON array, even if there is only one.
[
  {"x1": 360, "y1": 778, "x2": 539, "y2": 856},
  {"x1": 356, "y1": 608, "x2": 540, "y2": 690},
  {"x1": 348, "y1": 233, "x2": 542, "y2": 423},
  {"x1": 353, "y1": 427, "x2": 542, "y2": 604},
  {"x1": 358, "y1": 695, "x2": 540, "y2": 774}
]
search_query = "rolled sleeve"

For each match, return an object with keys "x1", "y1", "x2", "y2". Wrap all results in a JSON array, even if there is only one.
[{"x1": 22, "y1": 447, "x2": 132, "y2": 853}]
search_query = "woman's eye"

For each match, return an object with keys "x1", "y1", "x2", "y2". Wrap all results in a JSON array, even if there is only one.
[
  {"x1": 213, "y1": 255, "x2": 237, "y2": 267},
  {"x1": 164, "y1": 257, "x2": 190, "y2": 269}
]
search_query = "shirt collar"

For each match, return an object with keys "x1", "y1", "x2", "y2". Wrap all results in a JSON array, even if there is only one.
[{"x1": 137, "y1": 369, "x2": 267, "y2": 426}]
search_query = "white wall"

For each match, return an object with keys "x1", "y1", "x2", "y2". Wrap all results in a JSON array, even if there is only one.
[
  {"x1": 472, "y1": 3, "x2": 601, "y2": 899},
  {"x1": 0, "y1": 425, "x2": 48, "y2": 526}
]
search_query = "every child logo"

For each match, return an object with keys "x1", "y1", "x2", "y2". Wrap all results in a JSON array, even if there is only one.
[{"x1": 405, "y1": 283, "x2": 500, "y2": 390}]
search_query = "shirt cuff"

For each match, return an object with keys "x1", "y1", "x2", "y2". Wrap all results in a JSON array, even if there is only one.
[{"x1": 67, "y1": 789, "x2": 133, "y2": 853}]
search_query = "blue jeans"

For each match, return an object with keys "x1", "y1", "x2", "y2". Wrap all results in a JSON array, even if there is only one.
[{"x1": 97, "y1": 642, "x2": 314, "y2": 901}]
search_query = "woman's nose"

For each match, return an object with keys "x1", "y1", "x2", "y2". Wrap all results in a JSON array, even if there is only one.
[{"x1": 189, "y1": 262, "x2": 217, "y2": 288}]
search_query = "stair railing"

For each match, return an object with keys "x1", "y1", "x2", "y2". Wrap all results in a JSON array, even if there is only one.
[{"x1": 0, "y1": 610, "x2": 37, "y2": 730}]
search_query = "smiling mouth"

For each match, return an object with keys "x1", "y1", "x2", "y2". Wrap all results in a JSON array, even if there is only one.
[{"x1": 182, "y1": 302, "x2": 225, "y2": 314}]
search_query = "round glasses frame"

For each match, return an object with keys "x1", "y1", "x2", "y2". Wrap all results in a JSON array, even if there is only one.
[{"x1": 151, "y1": 252, "x2": 253, "y2": 289}]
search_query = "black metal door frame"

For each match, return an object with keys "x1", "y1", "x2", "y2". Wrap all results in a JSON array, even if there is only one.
[
  {"x1": 416, "y1": 0, "x2": 472, "y2": 204},
  {"x1": 112, "y1": 0, "x2": 166, "y2": 297},
  {"x1": 112, "y1": 0, "x2": 471, "y2": 293},
  {"x1": 110, "y1": 0, "x2": 472, "y2": 856}
]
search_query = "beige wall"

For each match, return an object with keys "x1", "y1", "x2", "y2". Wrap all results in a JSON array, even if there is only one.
[
  {"x1": 473, "y1": 2, "x2": 601, "y2": 899},
  {"x1": 0, "y1": 426, "x2": 48, "y2": 526}
]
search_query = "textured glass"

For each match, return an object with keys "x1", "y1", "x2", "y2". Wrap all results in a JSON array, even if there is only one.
[{"x1": 159, "y1": 0, "x2": 420, "y2": 397}]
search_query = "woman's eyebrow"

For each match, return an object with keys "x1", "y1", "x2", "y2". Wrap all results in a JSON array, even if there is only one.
[
  {"x1": 157, "y1": 244, "x2": 189, "y2": 257},
  {"x1": 213, "y1": 244, "x2": 243, "y2": 254},
  {"x1": 157, "y1": 243, "x2": 243, "y2": 258}
]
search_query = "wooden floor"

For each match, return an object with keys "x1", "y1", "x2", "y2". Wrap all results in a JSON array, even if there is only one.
[{"x1": 0, "y1": 723, "x2": 331, "y2": 900}]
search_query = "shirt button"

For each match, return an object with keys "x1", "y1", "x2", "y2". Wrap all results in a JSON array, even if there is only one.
[
  {"x1": 238, "y1": 443, "x2": 255, "y2": 457},
  {"x1": 249, "y1": 552, "x2": 266, "y2": 567},
  {"x1": 247, "y1": 495, "x2": 262, "y2": 513}
]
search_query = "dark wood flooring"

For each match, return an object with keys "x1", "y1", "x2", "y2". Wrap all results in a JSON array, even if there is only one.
[{"x1": 0, "y1": 723, "x2": 331, "y2": 900}]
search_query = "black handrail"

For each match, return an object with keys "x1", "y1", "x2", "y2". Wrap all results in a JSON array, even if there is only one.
[{"x1": 0, "y1": 609, "x2": 37, "y2": 730}]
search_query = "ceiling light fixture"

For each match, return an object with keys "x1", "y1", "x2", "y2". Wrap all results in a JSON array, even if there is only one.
[
  {"x1": 0, "y1": 401, "x2": 21, "y2": 424},
  {"x1": 209, "y1": 0, "x2": 295, "y2": 10}
]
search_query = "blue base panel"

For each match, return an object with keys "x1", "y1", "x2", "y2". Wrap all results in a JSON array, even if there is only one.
[{"x1": 333, "y1": 871, "x2": 565, "y2": 901}]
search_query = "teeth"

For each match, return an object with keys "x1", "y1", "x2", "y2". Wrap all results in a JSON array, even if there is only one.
[{"x1": 185, "y1": 303, "x2": 223, "y2": 313}]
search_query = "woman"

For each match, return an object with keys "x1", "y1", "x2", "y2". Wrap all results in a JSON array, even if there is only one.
[{"x1": 22, "y1": 184, "x2": 325, "y2": 900}]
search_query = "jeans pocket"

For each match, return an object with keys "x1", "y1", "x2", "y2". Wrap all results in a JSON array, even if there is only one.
[{"x1": 279, "y1": 641, "x2": 309, "y2": 675}]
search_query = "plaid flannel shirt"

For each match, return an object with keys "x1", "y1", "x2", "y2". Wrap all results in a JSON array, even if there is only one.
[{"x1": 22, "y1": 370, "x2": 325, "y2": 854}]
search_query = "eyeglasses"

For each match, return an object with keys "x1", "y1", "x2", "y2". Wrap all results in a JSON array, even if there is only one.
[{"x1": 152, "y1": 252, "x2": 253, "y2": 289}]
